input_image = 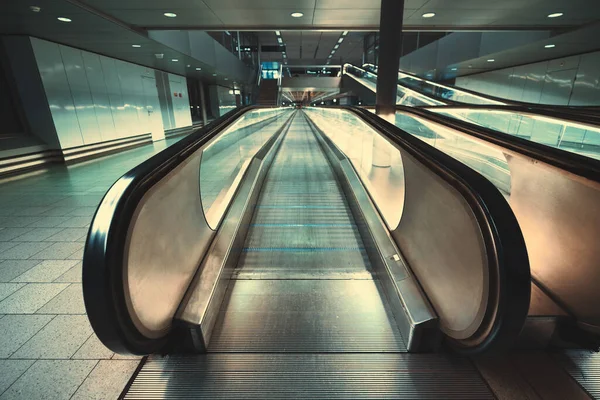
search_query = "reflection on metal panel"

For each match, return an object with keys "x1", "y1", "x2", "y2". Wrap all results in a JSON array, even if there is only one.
[
  {"x1": 59, "y1": 45, "x2": 102, "y2": 145},
  {"x1": 540, "y1": 69, "x2": 577, "y2": 105},
  {"x1": 570, "y1": 52, "x2": 600, "y2": 106},
  {"x1": 82, "y1": 52, "x2": 116, "y2": 142},
  {"x1": 100, "y1": 57, "x2": 125, "y2": 141},
  {"x1": 30, "y1": 38, "x2": 84, "y2": 148}
]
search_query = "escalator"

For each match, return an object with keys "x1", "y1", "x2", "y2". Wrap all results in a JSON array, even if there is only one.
[
  {"x1": 344, "y1": 63, "x2": 600, "y2": 120},
  {"x1": 83, "y1": 106, "x2": 597, "y2": 398}
]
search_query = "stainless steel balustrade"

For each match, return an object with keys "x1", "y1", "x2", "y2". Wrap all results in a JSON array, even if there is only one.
[{"x1": 391, "y1": 106, "x2": 600, "y2": 337}]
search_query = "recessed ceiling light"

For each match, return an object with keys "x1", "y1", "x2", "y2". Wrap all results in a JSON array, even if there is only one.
[
  {"x1": 451, "y1": 67, "x2": 458, "y2": 71},
  {"x1": 164, "y1": 12, "x2": 177, "y2": 18},
  {"x1": 275, "y1": 30, "x2": 281, "y2": 36},
  {"x1": 545, "y1": 44, "x2": 556, "y2": 48},
  {"x1": 338, "y1": 38, "x2": 344, "y2": 43},
  {"x1": 224, "y1": 78, "x2": 228, "y2": 80},
  {"x1": 196, "y1": 67, "x2": 202, "y2": 71},
  {"x1": 290, "y1": 12, "x2": 304, "y2": 18},
  {"x1": 132, "y1": 44, "x2": 141, "y2": 48},
  {"x1": 334, "y1": 44, "x2": 339, "y2": 49},
  {"x1": 342, "y1": 31, "x2": 348, "y2": 36},
  {"x1": 212, "y1": 73, "x2": 217, "y2": 76},
  {"x1": 29, "y1": 6, "x2": 41, "y2": 12},
  {"x1": 171, "y1": 59, "x2": 179, "y2": 62},
  {"x1": 547, "y1": 12, "x2": 563, "y2": 18},
  {"x1": 57, "y1": 17, "x2": 71, "y2": 22},
  {"x1": 487, "y1": 59, "x2": 495, "y2": 62},
  {"x1": 422, "y1": 12, "x2": 436, "y2": 18}
]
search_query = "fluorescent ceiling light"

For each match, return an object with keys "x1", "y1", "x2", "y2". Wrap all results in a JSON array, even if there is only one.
[
  {"x1": 164, "y1": 12, "x2": 177, "y2": 18},
  {"x1": 196, "y1": 67, "x2": 202, "y2": 71},
  {"x1": 487, "y1": 59, "x2": 495, "y2": 62},
  {"x1": 171, "y1": 59, "x2": 179, "y2": 62},
  {"x1": 451, "y1": 67, "x2": 457, "y2": 71},
  {"x1": 342, "y1": 31, "x2": 348, "y2": 36},
  {"x1": 224, "y1": 78, "x2": 228, "y2": 80},
  {"x1": 334, "y1": 44, "x2": 339, "y2": 49},
  {"x1": 291, "y1": 12, "x2": 304, "y2": 18},
  {"x1": 275, "y1": 31, "x2": 281, "y2": 36},
  {"x1": 212, "y1": 73, "x2": 217, "y2": 76},
  {"x1": 547, "y1": 12, "x2": 563, "y2": 18},
  {"x1": 422, "y1": 12, "x2": 436, "y2": 18},
  {"x1": 277, "y1": 38, "x2": 283, "y2": 43},
  {"x1": 57, "y1": 17, "x2": 72, "y2": 22},
  {"x1": 545, "y1": 44, "x2": 556, "y2": 48},
  {"x1": 132, "y1": 44, "x2": 141, "y2": 48},
  {"x1": 338, "y1": 38, "x2": 344, "y2": 43}
]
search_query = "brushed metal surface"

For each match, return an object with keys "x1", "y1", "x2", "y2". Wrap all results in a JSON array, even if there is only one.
[
  {"x1": 306, "y1": 108, "x2": 491, "y2": 344},
  {"x1": 125, "y1": 148, "x2": 215, "y2": 338},
  {"x1": 125, "y1": 353, "x2": 494, "y2": 399},
  {"x1": 175, "y1": 112, "x2": 293, "y2": 349},
  {"x1": 306, "y1": 111, "x2": 438, "y2": 351},
  {"x1": 508, "y1": 156, "x2": 600, "y2": 330}
]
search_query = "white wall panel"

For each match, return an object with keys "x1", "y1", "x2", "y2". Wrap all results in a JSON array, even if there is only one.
[
  {"x1": 455, "y1": 51, "x2": 600, "y2": 106},
  {"x1": 82, "y1": 52, "x2": 117, "y2": 142},
  {"x1": 168, "y1": 73, "x2": 192, "y2": 128},
  {"x1": 59, "y1": 45, "x2": 102, "y2": 145},
  {"x1": 31, "y1": 37, "x2": 192, "y2": 150},
  {"x1": 30, "y1": 38, "x2": 84, "y2": 148}
]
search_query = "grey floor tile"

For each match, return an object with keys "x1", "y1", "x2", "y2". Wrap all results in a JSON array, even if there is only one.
[
  {"x1": 0, "y1": 243, "x2": 18, "y2": 254},
  {"x1": 71, "y1": 360, "x2": 138, "y2": 400},
  {"x1": 0, "y1": 242, "x2": 54, "y2": 260},
  {"x1": 30, "y1": 242, "x2": 84, "y2": 260},
  {"x1": 0, "y1": 217, "x2": 42, "y2": 229},
  {"x1": 0, "y1": 283, "x2": 68, "y2": 313},
  {"x1": 67, "y1": 247, "x2": 85, "y2": 260},
  {"x1": 12, "y1": 260, "x2": 79, "y2": 283},
  {"x1": 44, "y1": 228, "x2": 88, "y2": 242},
  {"x1": 0, "y1": 360, "x2": 35, "y2": 394},
  {"x1": 72, "y1": 334, "x2": 114, "y2": 360},
  {"x1": 12, "y1": 207, "x2": 55, "y2": 217},
  {"x1": 0, "y1": 284, "x2": 25, "y2": 302},
  {"x1": 26, "y1": 216, "x2": 72, "y2": 228},
  {"x1": 36, "y1": 284, "x2": 85, "y2": 314},
  {"x1": 0, "y1": 260, "x2": 41, "y2": 282},
  {"x1": 10, "y1": 315, "x2": 93, "y2": 359},
  {"x1": 57, "y1": 217, "x2": 93, "y2": 229},
  {"x1": 11, "y1": 228, "x2": 65, "y2": 242},
  {"x1": 0, "y1": 228, "x2": 33, "y2": 242},
  {"x1": 54, "y1": 263, "x2": 82, "y2": 283},
  {"x1": 68, "y1": 207, "x2": 97, "y2": 217},
  {"x1": 0, "y1": 315, "x2": 54, "y2": 358},
  {"x1": 0, "y1": 359, "x2": 96, "y2": 400},
  {"x1": 40, "y1": 207, "x2": 74, "y2": 217}
]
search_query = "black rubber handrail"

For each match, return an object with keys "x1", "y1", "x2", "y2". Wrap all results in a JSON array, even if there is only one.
[
  {"x1": 395, "y1": 105, "x2": 600, "y2": 183},
  {"x1": 82, "y1": 105, "x2": 266, "y2": 354},
  {"x1": 344, "y1": 106, "x2": 531, "y2": 354}
]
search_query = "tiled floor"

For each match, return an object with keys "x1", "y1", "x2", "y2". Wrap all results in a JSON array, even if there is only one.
[{"x1": 0, "y1": 136, "x2": 186, "y2": 399}]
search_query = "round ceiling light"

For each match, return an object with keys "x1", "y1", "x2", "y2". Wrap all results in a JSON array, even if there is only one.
[
  {"x1": 290, "y1": 12, "x2": 304, "y2": 18},
  {"x1": 164, "y1": 12, "x2": 177, "y2": 18},
  {"x1": 545, "y1": 44, "x2": 556, "y2": 48},
  {"x1": 57, "y1": 17, "x2": 71, "y2": 22},
  {"x1": 547, "y1": 12, "x2": 564, "y2": 18},
  {"x1": 422, "y1": 12, "x2": 436, "y2": 18}
]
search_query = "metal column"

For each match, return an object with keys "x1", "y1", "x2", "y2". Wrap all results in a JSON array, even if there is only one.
[{"x1": 375, "y1": 0, "x2": 404, "y2": 119}]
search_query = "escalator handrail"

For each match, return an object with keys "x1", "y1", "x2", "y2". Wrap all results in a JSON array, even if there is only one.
[
  {"x1": 395, "y1": 105, "x2": 600, "y2": 183},
  {"x1": 362, "y1": 63, "x2": 600, "y2": 113},
  {"x1": 345, "y1": 106, "x2": 531, "y2": 354},
  {"x1": 422, "y1": 104, "x2": 600, "y2": 131},
  {"x1": 82, "y1": 105, "x2": 267, "y2": 354}
]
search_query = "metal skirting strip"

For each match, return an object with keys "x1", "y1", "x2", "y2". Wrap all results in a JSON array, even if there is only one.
[
  {"x1": 63, "y1": 133, "x2": 152, "y2": 163},
  {"x1": 124, "y1": 353, "x2": 494, "y2": 399},
  {"x1": 556, "y1": 350, "x2": 600, "y2": 398}
]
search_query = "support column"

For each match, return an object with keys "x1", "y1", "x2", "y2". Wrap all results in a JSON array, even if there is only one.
[
  {"x1": 375, "y1": 0, "x2": 404, "y2": 119},
  {"x1": 199, "y1": 81, "x2": 208, "y2": 126}
]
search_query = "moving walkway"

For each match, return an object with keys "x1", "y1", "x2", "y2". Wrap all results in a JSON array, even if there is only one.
[{"x1": 82, "y1": 106, "x2": 599, "y2": 398}]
